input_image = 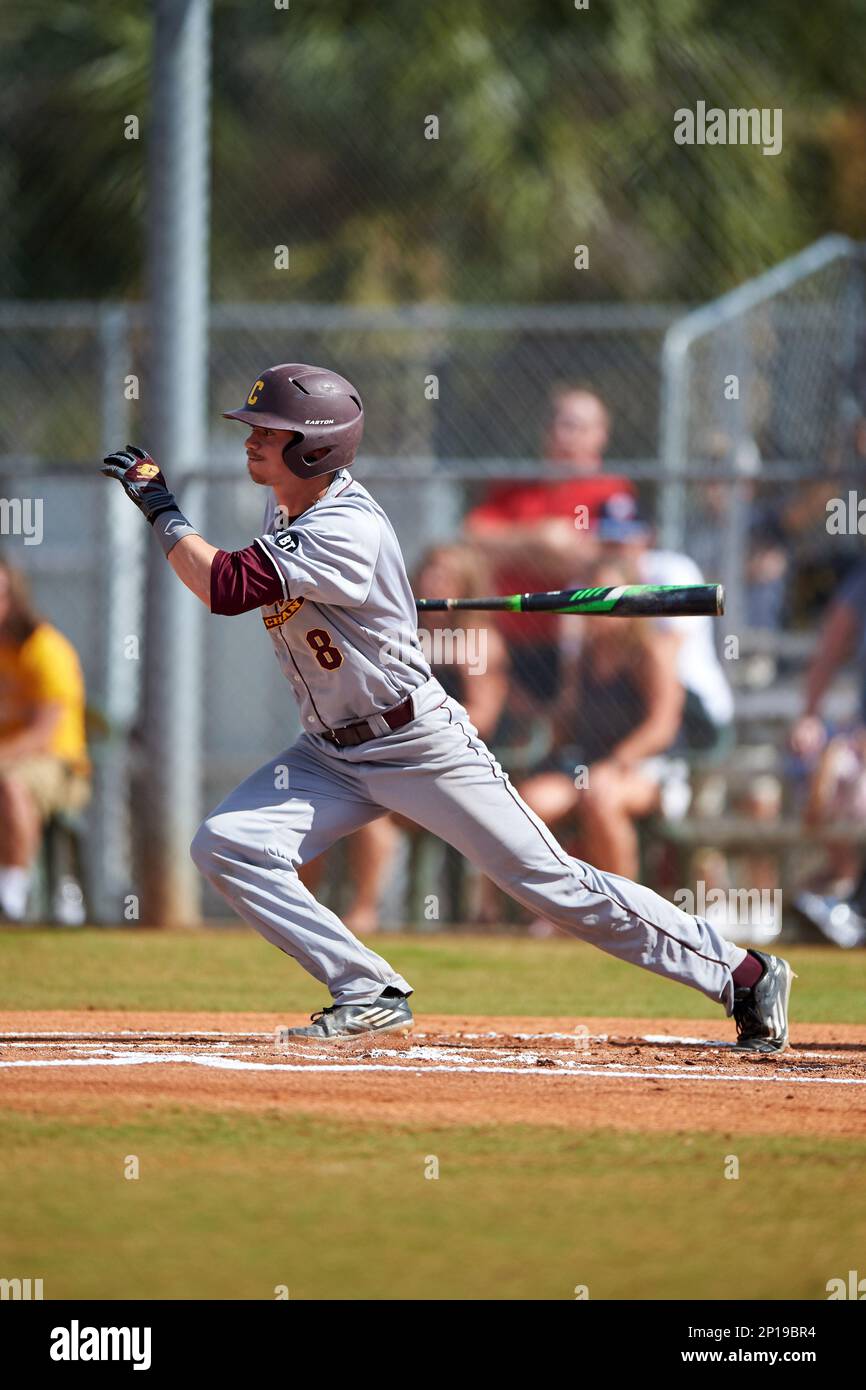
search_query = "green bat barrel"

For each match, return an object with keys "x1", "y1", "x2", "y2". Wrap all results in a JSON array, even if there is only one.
[
  {"x1": 522, "y1": 584, "x2": 725, "y2": 617},
  {"x1": 416, "y1": 584, "x2": 724, "y2": 618}
]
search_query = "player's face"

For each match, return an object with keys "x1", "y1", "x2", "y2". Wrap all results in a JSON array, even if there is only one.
[{"x1": 244, "y1": 425, "x2": 296, "y2": 484}]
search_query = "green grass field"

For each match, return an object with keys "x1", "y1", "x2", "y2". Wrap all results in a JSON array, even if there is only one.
[
  {"x1": 2, "y1": 926, "x2": 865, "y2": 1021},
  {"x1": 2, "y1": 928, "x2": 865, "y2": 1300},
  {"x1": 1, "y1": 1110, "x2": 862, "y2": 1300}
]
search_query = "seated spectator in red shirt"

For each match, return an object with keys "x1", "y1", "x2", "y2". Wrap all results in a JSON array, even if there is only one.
[{"x1": 463, "y1": 385, "x2": 634, "y2": 705}]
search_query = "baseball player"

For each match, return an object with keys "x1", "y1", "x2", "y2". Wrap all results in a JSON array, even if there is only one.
[{"x1": 102, "y1": 363, "x2": 794, "y2": 1048}]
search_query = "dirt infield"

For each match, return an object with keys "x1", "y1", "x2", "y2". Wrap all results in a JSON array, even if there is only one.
[{"x1": 2, "y1": 1010, "x2": 866, "y2": 1137}]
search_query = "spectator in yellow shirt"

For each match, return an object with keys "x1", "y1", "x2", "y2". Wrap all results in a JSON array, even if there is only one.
[{"x1": 0, "y1": 558, "x2": 91, "y2": 920}]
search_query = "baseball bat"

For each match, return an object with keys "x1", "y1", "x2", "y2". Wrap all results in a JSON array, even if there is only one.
[{"x1": 415, "y1": 583, "x2": 724, "y2": 618}]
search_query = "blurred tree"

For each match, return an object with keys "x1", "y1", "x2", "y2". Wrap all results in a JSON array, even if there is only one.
[
  {"x1": 1, "y1": 0, "x2": 865, "y2": 303},
  {"x1": 0, "y1": 0, "x2": 149, "y2": 297}
]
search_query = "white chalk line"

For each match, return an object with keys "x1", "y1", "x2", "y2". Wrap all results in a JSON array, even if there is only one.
[
  {"x1": 0, "y1": 1029, "x2": 857, "y2": 1067},
  {"x1": 0, "y1": 1050, "x2": 865, "y2": 1085},
  {"x1": 4, "y1": 1029, "x2": 860, "y2": 1057},
  {"x1": 0, "y1": 1030, "x2": 719, "y2": 1044}
]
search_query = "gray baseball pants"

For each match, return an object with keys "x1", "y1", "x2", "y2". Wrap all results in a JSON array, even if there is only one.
[{"x1": 190, "y1": 680, "x2": 745, "y2": 1009}]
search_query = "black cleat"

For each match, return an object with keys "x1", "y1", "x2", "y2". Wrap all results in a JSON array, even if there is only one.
[
  {"x1": 733, "y1": 951, "x2": 795, "y2": 1053},
  {"x1": 282, "y1": 990, "x2": 413, "y2": 1042}
]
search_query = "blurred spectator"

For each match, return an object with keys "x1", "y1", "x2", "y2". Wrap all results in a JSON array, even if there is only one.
[
  {"x1": 790, "y1": 559, "x2": 866, "y2": 758},
  {"x1": 687, "y1": 433, "x2": 790, "y2": 633},
  {"x1": 463, "y1": 385, "x2": 634, "y2": 707},
  {"x1": 411, "y1": 543, "x2": 510, "y2": 742},
  {"x1": 301, "y1": 543, "x2": 510, "y2": 932},
  {"x1": 631, "y1": 479, "x2": 786, "y2": 940},
  {"x1": 519, "y1": 558, "x2": 685, "y2": 880},
  {"x1": 806, "y1": 729, "x2": 866, "y2": 826},
  {"x1": 690, "y1": 430, "x2": 864, "y2": 640},
  {"x1": 592, "y1": 495, "x2": 734, "y2": 752},
  {"x1": 790, "y1": 560, "x2": 866, "y2": 944},
  {"x1": 0, "y1": 558, "x2": 91, "y2": 921},
  {"x1": 803, "y1": 728, "x2": 866, "y2": 880}
]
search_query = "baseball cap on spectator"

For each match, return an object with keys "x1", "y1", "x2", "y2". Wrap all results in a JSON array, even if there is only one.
[{"x1": 594, "y1": 493, "x2": 651, "y2": 543}]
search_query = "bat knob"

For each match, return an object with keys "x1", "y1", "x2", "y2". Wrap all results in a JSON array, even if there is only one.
[{"x1": 715, "y1": 584, "x2": 725, "y2": 616}]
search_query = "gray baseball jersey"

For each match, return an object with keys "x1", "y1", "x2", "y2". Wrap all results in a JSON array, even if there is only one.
[
  {"x1": 254, "y1": 470, "x2": 430, "y2": 732},
  {"x1": 193, "y1": 470, "x2": 748, "y2": 1010}
]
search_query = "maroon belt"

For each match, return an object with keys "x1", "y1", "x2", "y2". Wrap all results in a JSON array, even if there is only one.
[{"x1": 323, "y1": 694, "x2": 415, "y2": 748}]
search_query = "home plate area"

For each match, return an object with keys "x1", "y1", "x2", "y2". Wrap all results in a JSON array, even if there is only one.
[
  {"x1": 2, "y1": 1012, "x2": 865, "y2": 1084},
  {"x1": 3, "y1": 1012, "x2": 866, "y2": 1136}
]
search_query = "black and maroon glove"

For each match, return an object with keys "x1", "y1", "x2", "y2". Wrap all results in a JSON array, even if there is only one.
[{"x1": 101, "y1": 445, "x2": 179, "y2": 525}]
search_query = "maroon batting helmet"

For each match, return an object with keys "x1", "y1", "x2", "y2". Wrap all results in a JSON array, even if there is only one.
[{"x1": 223, "y1": 363, "x2": 364, "y2": 479}]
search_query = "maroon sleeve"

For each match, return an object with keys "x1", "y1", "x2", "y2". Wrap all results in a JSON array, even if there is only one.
[{"x1": 210, "y1": 542, "x2": 287, "y2": 615}]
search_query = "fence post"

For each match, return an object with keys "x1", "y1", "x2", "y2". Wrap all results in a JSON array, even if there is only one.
[
  {"x1": 91, "y1": 304, "x2": 144, "y2": 923},
  {"x1": 140, "y1": 0, "x2": 212, "y2": 925}
]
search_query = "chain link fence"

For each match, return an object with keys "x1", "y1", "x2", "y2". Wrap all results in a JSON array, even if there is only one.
[
  {"x1": 661, "y1": 236, "x2": 866, "y2": 637},
  {"x1": 3, "y1": 1, "x2": 866, "y2": 930},
  {"x1": 0, "y1": 300, "x2": 679, "y2": 921},
  {"x1": 2, "y1": 247, "x2": 864, "y2": 925}
]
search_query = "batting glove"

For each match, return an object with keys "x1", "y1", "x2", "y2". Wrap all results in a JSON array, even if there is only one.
[{"x1": 101, "y1": 444, "x2": 179, "y2": 525}]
